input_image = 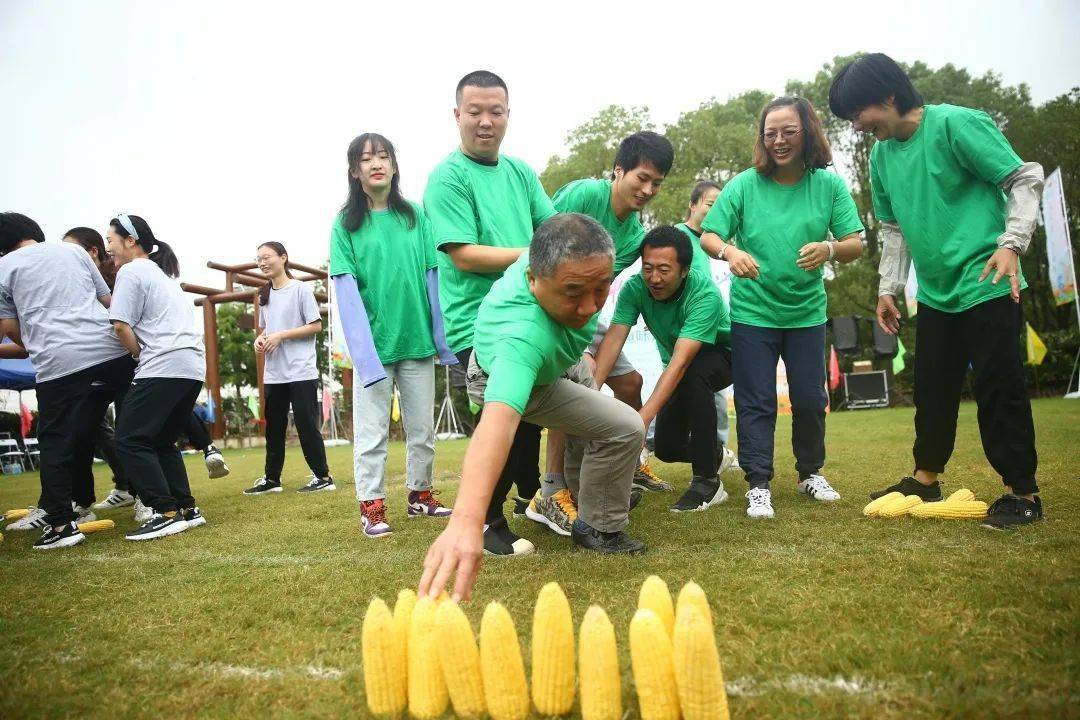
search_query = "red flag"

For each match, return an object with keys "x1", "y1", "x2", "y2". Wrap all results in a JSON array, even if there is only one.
[
  {"x1": 19, "y1": 403, "x2": 33, "y2": 438},
  {"x1": 322, "y1": 387, "x2": 333, "y2": 424},
  {"x1": 828, "y1": 345, "x2": 841, "y2": 391}
]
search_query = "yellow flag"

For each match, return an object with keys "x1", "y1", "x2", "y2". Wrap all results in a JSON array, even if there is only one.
[
  {"x1": 390, "y1": 387, "x2": 401, "y2": 422},
  {"x1": 1026, "y1": 323, "x2": 1047, "y2": 365}
]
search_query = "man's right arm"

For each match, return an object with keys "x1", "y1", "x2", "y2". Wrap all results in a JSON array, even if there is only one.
[
  {"x1": 593, "y1": 323, "x2": 632, "y2": 388},
  {"x1": 444, "y1": 244, "x2": 525, "y2": 273}
]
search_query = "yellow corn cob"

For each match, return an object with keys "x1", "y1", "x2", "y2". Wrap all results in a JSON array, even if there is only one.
[
  {"x1": 479, "y1": 602, "x2": 530, "y2": 720},
  {"x1": 579, "y1": 605, "x2": 621, "y2": 720},
  {"x1": 76, "y1": 519, "x2": 115, "y2": 533},
  {"x1": 394, "y1": 589, "x2": 417, "y2": 663},
  {"x1": 362, "y1": 597, "x2": 408, "y2": 717},
  {"x1": 676, "y1": 581, "x2": 713, "y2": 628},
  {"x1": 408, "y1": 597, "x2": 449, "y2": 718},
  {"x1": 673, "y1": 604, "x2": 730, "y2": 720},
  {"x1": 909, "y1": 500, "x2": 989, "y2": 519},
  {"x1": 638, "y1": 575, "x2": 675, "y2": 637},
  {"x1": 434, "y1": 600, "x2": 486, "y2": 718},
  {"x1": 531, "y1": 582, "x2": 575, "y2": 716},
  {"x1": 4, "y1": 508, "x2": 29, "y2": 521},
  {"x1": 863, "y1": 491, "x2": 903, "y2": 517},
  {"x1": 878, "y1": 494, "x2": 923, "y2": 518},
  {"x1": 946, "y1": 488, "x2": 976, "y2": 503},
  {"x1": 630, "y1": 608, "x2": 680, "y2": 720}
]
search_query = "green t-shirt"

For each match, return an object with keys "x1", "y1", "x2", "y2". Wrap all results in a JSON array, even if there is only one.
[
  {"x1": 675, "y1": 222, "x2": 714, "y2": 277},
  {"x1": 423, "y1": 149, "x2": 557, "y2": 353},
  {"x1": 870, "y1": 103, "x2": 1025, "y2": 312},
  {"x1": 702, "y1": 167, "x2": 863, "y2": 329},
  {"x1": 552, "y1": 178, "x2": 644, "y2": 275},
  {"x1": 473, "y1": 255, "x2": 591, "y2": 414},
  {"x1": 611, "y1": 268, "x2": 730, "y2": 364},
  {"x1": 328, "y1": 203, "x2": 437, "y2": 365}
]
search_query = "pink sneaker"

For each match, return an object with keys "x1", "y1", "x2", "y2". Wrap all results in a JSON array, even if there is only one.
[{"x1": 360, "y1": 499, "x2": 392, "y2": 538}]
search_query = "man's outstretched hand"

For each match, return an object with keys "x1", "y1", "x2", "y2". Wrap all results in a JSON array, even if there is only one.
[{"x1": 418, "y1": 517, "x2": 484, "y2": 602}]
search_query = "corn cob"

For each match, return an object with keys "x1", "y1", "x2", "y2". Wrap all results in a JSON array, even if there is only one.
[
  {"x1": 434, "y1": 600, "x2": 486, "y2": 718},
  {"x1": 676, "y1": 581, "x2": 713, "y2": 628},
  {"x1": 362, "y1": 597, "x2": 408, "y2": 717},
  {"x1": 479, "y1": 602, "x2": 530, "y2": 720},
  {"x1": 863, "y1": 491, "x2": 903, "y2": 517},
  {"x1": 394, "y1": 589, "x2": 417, "y2": 662},
  {"x1": 408, "y1": 597, "x2": 449, "y2": 718},
  {"x1": 910, "y1": 500, "x2": 989, "y2": 519},
  {"x1": 946, "y1": 488, "x2": 976, "y2": 503},
  {"x1": 630, "y1": 608, "x2": 680, "y2": 720},
  {"x1": 4, "y1": 508, "x2": 29, "y2": 521},
  {"x1": 878, "y1": 494, "x2": 923, "y2": 518},
  {"x1": 673, "y1": 604, "x2": 730, "y2": 720},
  {"x1": 579, "y1": 605, "x2": 621, "y2": 720},
  {"x1": 638, "y1": 575, "x2": 675, "y2": 637},
  {"x1": 531, "y1": 582, "x2": 575, "y2": 716},
  {"x1": 76, "y1": 519, "x2": 115, "y2": 533}
]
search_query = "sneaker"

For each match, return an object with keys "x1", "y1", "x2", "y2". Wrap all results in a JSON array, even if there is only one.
[
  {"x1": 745, "y1": 487, "x2": 775, "y2": 519},
  {"x1": 869, "y1": 476, "x2": 941, "y2": 502},
  {"x1": 671, "y1": 476, "x2": 729, "y2": 512},
  {"x1": 407, "y1": 490, "x2": 452, "y2": 518},
  {"x1": 629, "y1": 486, "x2": 644, "y2": 510},
  {"x1": 133, "y1": 498, "x2": 153, "y2": 523},
  {"x1": 180, "y1": 506, "x2": 207, "y2": 529},
  {"x1": 93, "y1": 489, "x2": 134, "y2": 509},
  {"x1": 297, "y1": 475, "x2": 336, "y2": 493},
  {"x1": 511, "y1": 495, "x2": 530, "y2": 517},
  {"x1": 6, "y1": 506, "x2": 48, "y2": 531},
  {"x1": 525, "y1": 490, "x2": 577, "y2": 537},
  {"x1": 73, "y1": 504, "x2": 97, "y2": 524},
  {"x1": 124, "y1": 512, "x2": 190, "y2": 541},
  {"x1": 980, "y1": 494, "x2": 1044, "y2": 530},
  {"x1": 570, "y1": 518, "x2": 646, "y2": 554},
  {"x1": 32, "y1": 521, "x2": 85, "y2": 550},
  {"x1": 797, "y1": 474, "x2": 841, "y2": 502},
  {"x1": 203, "y1": 445, "x2": 230, "y2": 479},
  {"x1": 718, "y1": 446, "x2": 739, "y2": 474},
  {"x1": 482, "y1": 516, "x2": 534, "y2": 556},
  {"x1": 360, "y1": 499, "x2": 392, "y2": 538},
  {"x1": 243, "y1": 477, "x2": 282, "y2": 495},
  {"x1": 633, "y1": 463, "x2": 674, "y2": 492}
]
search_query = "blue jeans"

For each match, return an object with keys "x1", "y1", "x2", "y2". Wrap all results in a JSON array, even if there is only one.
[{"x1": 731, "y1": 322, "x2": 827, "y2": 489}]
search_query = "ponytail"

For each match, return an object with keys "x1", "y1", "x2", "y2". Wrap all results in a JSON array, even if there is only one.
[
  {"x1": 257, "y1": 241, "x2": 293, "y2": 306},
  {"x1": 110, "y1": 214, "x2": 180, "y2": 278}
]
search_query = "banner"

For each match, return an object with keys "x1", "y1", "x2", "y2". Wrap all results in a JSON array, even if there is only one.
[
  {"x1": 1026, "y1": 323, "x2": 1047, "y2": 365},
  {"x1": 904, "y1": 261, "x2": 918, "y2": 317},
  {"x1": 1043, "y1": 168, "x2": 1076, "y2": 306}
]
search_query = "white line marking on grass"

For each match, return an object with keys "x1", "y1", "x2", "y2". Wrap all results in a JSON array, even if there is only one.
[
  {"x1": 726, "y1": 674, "x2": 893, "y2": 697},
  {"x1": 122, "y1": 656, "x2": 349, "y2": 682}
]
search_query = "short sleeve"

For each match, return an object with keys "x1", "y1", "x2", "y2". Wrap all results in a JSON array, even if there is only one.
[
  {"x1": 828, "y1": 173, "x2": 865, "y2": 239},
  {"x1": 702, "y1": 175, "x2": 743, "y2": 240},
  {"x1": 328, "y1": 219, "x2": 356, "y2": 277},
  {"x1": 109, "y1": 267, "x2": 144, "y2": 326},
  {"x1": 950, "y1": 110, "x2": 1023, "y2": 186},
  {"x1": 299, "y1": 285, "x2": 321, "y2": 325},
  {"x1": 678, "y1": 280, "x2": 721, "y2": 344},
  {"x1": 482, "y1": 339, "x2": 543, "y2": 414},
  {"x1": 528, "y1": 170, "x2": 557, "y2": 228},
  {"x1": 869, "y1": 150, "x2": 895, "y2": 223},
  {"x1": 418, "y1": 210, "x2": 438, "y2": 270},
  {"x1": 611, "y1": 276, "x2": 644, "y2": 328},
  {"x1": 424, "y1": 168, "x2": 480, "y2": 250},
  {"x1": 0, "y1": 276, "x2": 15, "y2": 319},
  {"x1": 551, "y1": 180, "x2": 586, "y2": 215}
]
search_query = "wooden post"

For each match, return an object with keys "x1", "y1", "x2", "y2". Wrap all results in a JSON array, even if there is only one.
[{"x1": 203, "y1": 299, "x2": 224, "y2": 439}]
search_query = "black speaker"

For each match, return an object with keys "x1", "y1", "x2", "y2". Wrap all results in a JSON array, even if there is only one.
[
  {"x1": 872, "y1": 323, "x2": 898, "y2": 357},
  {"x1": 831, "y1": 316, "x2": 860, "y2": 355},
  {"x1": 843, "y1": 371, "x2": 889, "y2": 409}
]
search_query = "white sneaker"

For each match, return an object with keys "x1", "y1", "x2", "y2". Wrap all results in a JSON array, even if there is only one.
[
  {"x1": 203, "y1": 445, "x2": 230, "y2": 479},
  {"x1": 718, "y1": 447, "x2": 739, "y2": 474},
  {"x1": 93, "y1": 488, "x2": 135, "y2": 509},
  {"x1": 73, "y1": 504, "x2": 97, "y2": 523},
  {"x1": 5, "y1": 506, "x2": 48, "y2": 531},
  {"x1": 133, "y1": 498, "x2": 153, "y2": 523},
  {"x1": 745, "y1": 487, "x2": 775, "y2": 519},
  {"x1": 797, "y1": 474, "x2": 841, "y2": 502}
]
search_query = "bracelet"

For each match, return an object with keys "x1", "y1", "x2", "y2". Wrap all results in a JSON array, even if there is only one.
[
  {"x1": 826, "y1": 241, "x2": 836, "y2": 261},
  {"x1": 719, "y1": 243, "x2": 728, "y2": 261}
]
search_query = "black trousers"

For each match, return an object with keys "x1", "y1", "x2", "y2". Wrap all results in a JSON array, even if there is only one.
[
  {"x1": 184, "y1": 411, "x2": 212, "y2": 451},
  {"x1": 654, "y1": 344, "x2": 732, "y2": 478},
  {"x1": 37, "y1": 354, "x2": 136, "y2": 525},
  {"x1": 115, "y1": 378, "x2": 203, "y2": 513},
  {"x1": 456, "y1": 348, "x2": 542, "y2": 523},
  {"x1": 264, "y1": 380, "x2": 329, "y2": 481},
  {"x1": 913, "y1": 295, "x2": 1039, "y2": 494}
]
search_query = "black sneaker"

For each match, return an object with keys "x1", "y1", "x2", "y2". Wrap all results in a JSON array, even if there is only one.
[
  {"x1": 571, "y1": 518, "x2": 646, "y2": 554},
  {"x1": 482, "y1": 516, "x2": 535, "y2": 556},
  {"x1": 633, "y1": 463, "x2": 674, "y2": 492},
  {"x1": 243, "y1": 477, "x2": 282, "y2": 495},
  {"x1": 671, "y1": 475, "x2": 729, "y2": 512},
  {"x1": 203, "y1": 445, "x2": 230, "y2": 479},
  {"x1": 297, "y1": 475, "x2": 336, "y2": 493},
  {"x1": 32, "y1": 521, "x2": 85, "y2": 551},
  {"x1": 125, "y1": 513, "x2": 190, "y2": 541},
  {"x1": 981, "y1": 494, "x2": 1043, "y2": 530},
  {"x1": 869, "y1": 476, "x2": 942, "y2": 502},
  {"x1": 629, "y1": 486, "x2": 644, "y2": 511},
  {"x1": 180, "y1": 506, "x2": 207, "y2": 529},
  {"x1": 511, "y1": 495, "x2": 530, "y2": 517}
]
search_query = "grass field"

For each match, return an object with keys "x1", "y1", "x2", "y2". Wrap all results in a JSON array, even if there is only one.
[{"x1": 1, "y1": 398, "x2": 1077, "y2": 719}]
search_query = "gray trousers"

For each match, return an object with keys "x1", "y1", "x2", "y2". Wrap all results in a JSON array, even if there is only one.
[{"x1": 467, "y1": 355, "x2": 642, "y2": 532}]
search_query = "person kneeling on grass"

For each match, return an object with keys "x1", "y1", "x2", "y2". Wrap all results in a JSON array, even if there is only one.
[
  {"x1": 594, "y1": 226, "x2": 736, "y2": 513},
  {"x1": 419, "y1": 213, "x2": 646, "y2": 600}
]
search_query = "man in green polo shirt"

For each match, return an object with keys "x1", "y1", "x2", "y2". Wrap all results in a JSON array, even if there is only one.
[
  {"x1": 829, "y1": 53, "x2": 1046, "y2": 529},
  {"x1": 418, "y1": 213, "x2": 647, "y2": 602},
  {"x1": 424, "y1": 70, "x2": 557, "y2": 555},
  {"x1": 594, "y1": 226, "x2": 733, "y2": 513}
]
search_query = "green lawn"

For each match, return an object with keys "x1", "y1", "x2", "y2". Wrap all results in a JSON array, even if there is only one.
[{"x1": 1, "y1": 398, "x2": 1077, "y2": 719}]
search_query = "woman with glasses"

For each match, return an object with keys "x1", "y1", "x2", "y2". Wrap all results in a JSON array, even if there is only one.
[{"x1": 700, "y1": 96, "x2": 864, "y2": 519}]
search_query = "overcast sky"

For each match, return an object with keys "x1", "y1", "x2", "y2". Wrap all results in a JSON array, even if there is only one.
[{"x1": 2, "y1": 0, "x2": 1078, "y2": 290}]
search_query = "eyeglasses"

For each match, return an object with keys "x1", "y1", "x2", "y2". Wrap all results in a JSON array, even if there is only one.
[{"x1": 761, "y1": 127, "x2": 802, "y2": 144}]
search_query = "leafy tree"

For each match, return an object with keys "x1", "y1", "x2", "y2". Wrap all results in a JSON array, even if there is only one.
[
  {"x1": 540, "y1": 105, "x2": 653, "y2": 196},
  {"x1": 216, "y1": 302, "x2": 257, "y2": 401}
]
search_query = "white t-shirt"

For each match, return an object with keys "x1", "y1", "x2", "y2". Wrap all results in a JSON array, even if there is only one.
[
  {"x1": 110, "y1": 258, "x2": 205, "y2": 381},
  {"x1": 0, "y1": 242, "x2": 128, "y2": 382},
  {"x1": 260, "y1": 279, "x2": 321, "y2": 384}
]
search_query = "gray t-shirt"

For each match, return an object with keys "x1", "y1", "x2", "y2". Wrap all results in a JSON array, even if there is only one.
[
  {"x1": 0, "y1": 242, "x2": 128, "y2": 382},
  {"x1": 260, "y1": 280, "x2": 321, "y2": 384},
  {"x1": 110, "y1": 258, "x2": 205, "y2": 381}
]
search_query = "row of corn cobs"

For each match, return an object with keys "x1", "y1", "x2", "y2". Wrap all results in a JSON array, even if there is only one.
[
  {"x1": 362, "y1": 576, "x2": 729, "y2": 719},
  {"x1": 863, "y1": 488, "x2": 988, "y2": 519}
]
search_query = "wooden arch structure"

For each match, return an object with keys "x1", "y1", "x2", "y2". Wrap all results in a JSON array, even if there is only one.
[{"x1": 181, "y1": 261, "x2": 328, "y2": 439}]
